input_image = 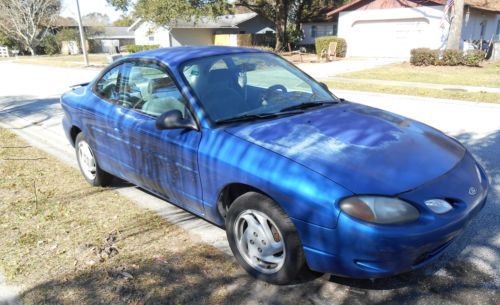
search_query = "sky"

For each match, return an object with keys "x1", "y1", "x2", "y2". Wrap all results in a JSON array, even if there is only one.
[{"x1": 60, "y1": 0, "x2": 125, "y2": 22}]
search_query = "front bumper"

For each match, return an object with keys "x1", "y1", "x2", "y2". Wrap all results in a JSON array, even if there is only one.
[{"x1": 296, "y1": 152, "x2": 489, "y2": 278}]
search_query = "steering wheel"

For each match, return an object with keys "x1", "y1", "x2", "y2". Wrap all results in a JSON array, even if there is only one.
[{"x1": 262, "y1": 84, "x2": 287, "y2": 105}]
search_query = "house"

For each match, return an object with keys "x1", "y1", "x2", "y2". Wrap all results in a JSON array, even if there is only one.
[
  {"x1": 303, "y1": 0, "x2": 500, "y2": 58},
  {"x1": 129, "y1": 13, "x2": 275, "y2": 48},
  {"x1": 87, "y1": 26, "x2": 135, "y2": 53},
  {"x1": 299, "y1": 7, "x2": 338, "y2": 45}
]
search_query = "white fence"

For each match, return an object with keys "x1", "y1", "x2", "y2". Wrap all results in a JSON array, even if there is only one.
[{"x1": 0, "y1": 46, "x2": 9, "y2": 57}]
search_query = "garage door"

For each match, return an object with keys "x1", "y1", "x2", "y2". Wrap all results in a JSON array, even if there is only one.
[{"x1": 348, "y1": 18, "x2": 430, "y2": 58}]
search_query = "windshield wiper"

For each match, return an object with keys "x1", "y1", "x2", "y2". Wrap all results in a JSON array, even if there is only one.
[
  {"x1": 279, "y1": 101, "x2": 337, "y2": 113},
  {"x1": 216, "y1": 113, "x2": 280, "y2": 124},
  {"x1": 216, "y1": 111, "x2": 302, "y2": 124}
]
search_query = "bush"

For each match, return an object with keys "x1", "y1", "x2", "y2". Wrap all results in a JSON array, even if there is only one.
[
  {"x1": 40, "y1": 34, "x2": 60, "y2": 55},
  {"x1": 463, "y1": 49, "x2": 485, "y2": 67},
  {"x1": 410, "y1": 48, "x2": 439, "y2": 66},
  {"x1": 441, "y1": 49, "x2": 463, "y2": 66},
  {"x1": 315, "y1": 36, "x2": 347, "y2": 58},
  {"x1": 126, "y1": 44, "x2": 160, "y2": 53},
  {"x1": 252, "y1": 45, "x2": 274, "y2": 52}
]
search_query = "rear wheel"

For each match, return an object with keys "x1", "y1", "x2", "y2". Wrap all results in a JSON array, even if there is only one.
[
  {"x1": 226, "y1": 192, "x2": 309, "y2": 284},
  {"x1": 75, "y1": 133, "x2": 112, "y2": 187}
]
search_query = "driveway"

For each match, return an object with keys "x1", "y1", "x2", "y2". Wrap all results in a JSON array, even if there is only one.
[{"x1": 0, "y1": 62, "x2": 498, "y2": 305}]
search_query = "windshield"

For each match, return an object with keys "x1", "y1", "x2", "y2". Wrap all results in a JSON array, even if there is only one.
[{"x1": 181, "y1": 52, "x2": 338, "y2": 123}]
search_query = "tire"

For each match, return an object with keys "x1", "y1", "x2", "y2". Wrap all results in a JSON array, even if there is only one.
[
  {"x1": 226, "y1": 192, "x2": 309, "y2": 284},
  {"x1": 75, "y1": 133, "x2": 113, "y2": 187}
]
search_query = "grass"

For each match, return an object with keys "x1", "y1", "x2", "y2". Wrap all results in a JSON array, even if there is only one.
[
  {"x1": 338, "y1": 62, "x2": 500, "y2": 88},
  {"x1": 6, "y1": 54, "x2": 109, "y2": 68},
  {"x1": 328, "y1": 80, "x2": 500, "y2": 103},
  {"x1": 0, "y1": 128, "x2": 251, "y2": 304}
]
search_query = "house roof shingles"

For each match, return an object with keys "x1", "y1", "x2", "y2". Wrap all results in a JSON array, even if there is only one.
[
  {"x1": 129, "y1": 12, "x2": 259, "y2": 31},
  {"x1": 326, "y1": 0, "x2": 500, "y2": 17}
]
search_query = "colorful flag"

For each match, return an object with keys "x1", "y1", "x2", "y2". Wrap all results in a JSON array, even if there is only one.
[{"x1": 440, "y1": 0, "x2": 455, "y2": 29}]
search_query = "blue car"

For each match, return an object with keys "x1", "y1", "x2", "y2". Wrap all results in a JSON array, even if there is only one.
[{"x1": 61, "y1": 46, "x2": 488, "y2": 284}]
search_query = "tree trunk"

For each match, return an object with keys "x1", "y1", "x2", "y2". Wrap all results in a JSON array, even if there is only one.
[
  {"x1": 274, "y1": 0, "x2": 286, "y2": 51},
  {"x1": 28, "y1": 46, "x2": 35, "y2": 56},
  {"x1": 447, "y1": 0, "x2": 464, "y2": 50}
]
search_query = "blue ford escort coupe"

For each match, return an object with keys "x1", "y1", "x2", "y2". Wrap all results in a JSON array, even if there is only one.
[{"x1": 61, "y1": 46, "x2": 488, "y2": 284}]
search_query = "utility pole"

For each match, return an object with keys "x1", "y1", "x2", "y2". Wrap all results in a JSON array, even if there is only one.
[
  {"x1": 446, "y1": 0, "x2": 464, "y2": 50},
  {"x1": 75, "y1": 0, "x2": 89, "y2": 66}
]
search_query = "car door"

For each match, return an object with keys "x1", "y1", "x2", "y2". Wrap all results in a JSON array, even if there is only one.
[
  {"x1": 85, "y1": 63, "x2": 128, "y2": 177},
  {"x1": 112, "y1": 60, "x2": 204, "y2": 214}
]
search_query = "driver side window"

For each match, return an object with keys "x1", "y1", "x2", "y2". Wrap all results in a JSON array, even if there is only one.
[
  {"x1": 95, "y1": 65, "x2": 121, "y2": 100},
  {"x1": 120, "y1": 62, "x2": 189, "y2": 118}
]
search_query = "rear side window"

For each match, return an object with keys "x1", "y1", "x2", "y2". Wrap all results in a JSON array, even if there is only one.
[{"x1": 95, "y1": 65, "x2": 121, "y2": 100}]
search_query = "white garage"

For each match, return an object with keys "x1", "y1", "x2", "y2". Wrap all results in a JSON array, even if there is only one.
[
  {"x1": 348, "y1": 18, "x2": 431, "y2": 57},
  {"x1": 333, "y1": 0, "x2": 447, "y2": 58}
]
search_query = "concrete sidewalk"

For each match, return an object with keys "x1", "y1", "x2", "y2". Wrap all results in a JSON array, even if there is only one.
[{"x1": 328, "y1": 77, "x2": 500, "y2": 94}]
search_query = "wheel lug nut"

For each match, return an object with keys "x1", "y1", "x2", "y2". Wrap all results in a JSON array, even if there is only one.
[
  {"x1": 258, "y1": 248, "x2": 262, "y2": 253},
  {"x1": 253, "y1": 232, "x2": 258, "y2": 237},
  {"x1": 249, "y1": 240, "x2": 254, "y2": 244},
  {"x1": 262, "y1": 240, "x2": 266, "y2": 245}
]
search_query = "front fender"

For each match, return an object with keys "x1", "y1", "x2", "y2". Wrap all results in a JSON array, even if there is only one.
[{"x1": 198, "y1": 129, "x2": 352, "y2": 229}]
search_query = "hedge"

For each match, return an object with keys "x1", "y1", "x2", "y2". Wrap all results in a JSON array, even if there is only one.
[
  {"x1": 315, "y1": 36, "x2": 347, "y2": 58},
  {"x1": 410, "y1": 48, "x2": 439, "y2": 66},
  {"x1": 410, "y1": 48, "x2": 485, "y2": 67},
  {"x1": 126, "y1": 44, "x2": 160, "y2": 53}
]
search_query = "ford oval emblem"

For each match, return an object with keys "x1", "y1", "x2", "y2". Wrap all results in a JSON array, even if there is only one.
[{"x1": 468, "y1": 187, "x2": 477, "y2": 196}]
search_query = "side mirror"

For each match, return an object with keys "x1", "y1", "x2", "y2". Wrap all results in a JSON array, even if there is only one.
[{"x1": 155, "y1": 110, "x2": 197, "y2": 131}]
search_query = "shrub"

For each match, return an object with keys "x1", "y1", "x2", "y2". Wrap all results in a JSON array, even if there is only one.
[
  {"x1": 40, "y1": 34, "x2": 60, "y2": 55},
  {"x1": 251, "y1": 45, "x2": 274, "y2": 52},
  {"x1": 410, "y1": 48, "x2": 439, "y2": 66},
  {"x1": 315, "y1": 36, "x2": 347, "y2": 58},
  {"x1": 463, "y1": 49, "x2": 485, "y2": 67},
  {"x1": 126, "y1": 44, "x2": 160, "y2": 53},
  {"x1": 441, "y1": 49, "x2": 463, "y2": 66}
]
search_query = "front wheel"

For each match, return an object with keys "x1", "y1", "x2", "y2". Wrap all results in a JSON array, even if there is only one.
[
  {"x1": 226, "y1": 192, "x2": 310, "y2": 284},
  {"x1": 75, "y1": 133, "x2": 113, "y2": 187}
]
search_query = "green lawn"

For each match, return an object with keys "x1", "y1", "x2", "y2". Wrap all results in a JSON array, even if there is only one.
[
  {"x1": 338, "y1": 62, "x2": 500, "y2": 88},
  {"x1": 328, "y1": 80, "x2": 500, "y2": 103}
]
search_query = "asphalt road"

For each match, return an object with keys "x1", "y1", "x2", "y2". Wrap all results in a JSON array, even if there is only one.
[{"x1": 0, "y1": 62, "x2": 498, "y2": 305}]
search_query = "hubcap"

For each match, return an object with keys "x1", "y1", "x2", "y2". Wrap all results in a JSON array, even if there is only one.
[
  {"x1": 234, "y1": 209, "x2": 285, "y2": 274},
  {"x1": 78, "y1": 140, "x2": 96, "y2": 180}
]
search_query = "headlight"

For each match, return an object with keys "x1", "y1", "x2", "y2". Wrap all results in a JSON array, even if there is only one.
[{"x1": 339, "y1": 196, "x2": 419, "y2": 224}]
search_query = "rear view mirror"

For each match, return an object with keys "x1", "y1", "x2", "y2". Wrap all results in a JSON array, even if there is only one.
[
  {"x1": 156, "y1": 110, "x2": 197, "y2": 131},
  {"x1": 238, "y1": 62, "x2": 257, "y2": 72}
]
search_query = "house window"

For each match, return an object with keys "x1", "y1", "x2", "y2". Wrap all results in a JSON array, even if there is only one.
[
  {"x1": 496, "y1": 20, "x2": 500, "y2": 39},
  {"x1": 479, "y1": 21, "x2": 487, "y2": 39},
  {"x1": 311, "y1": 25, "x2": 317, "y2": 38},
  {"x1": 148, "y1": 36, "x2": 155, "y2": 42}
]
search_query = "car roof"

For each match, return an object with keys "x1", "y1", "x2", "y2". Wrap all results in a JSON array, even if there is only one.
[{"x1": 124, "y1": 46, "x2": 267, "y2": 70}]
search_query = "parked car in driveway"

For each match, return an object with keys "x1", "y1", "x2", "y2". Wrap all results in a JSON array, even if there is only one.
[{"x1": 61, "y1": 46, "x2": 489, "y2": 284}]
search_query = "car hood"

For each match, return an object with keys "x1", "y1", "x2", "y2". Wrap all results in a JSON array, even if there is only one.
[{"x1": 225, "y1": 102, "x2": 465, "y2": 195}]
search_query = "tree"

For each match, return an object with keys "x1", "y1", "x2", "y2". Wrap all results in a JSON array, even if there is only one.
[
  {"x1": 238, "y1": 0, "x2": 343, "y2": 51},
  {"x1": 446, "y1": 0, "x2": 464, "y2": 50},
  {"x1": 107, "y1": 0, "x2": 230, "y2": 24},
  {"x1": 82, "y1": 12, "x2": 111, "y2": 26},
  {"x1": 237, "y1": 0, "x2": 288, "y2": 51},
  {"x1": 113, "y1": 15, "x2": 134, "y2": 27},
  {"x1": 0, "y1": 0, "x2": 61, "y2": 55}
]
